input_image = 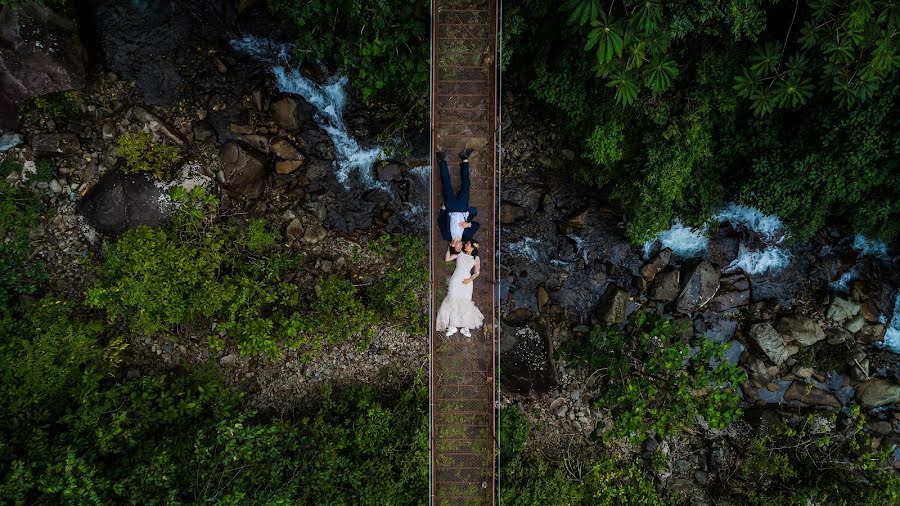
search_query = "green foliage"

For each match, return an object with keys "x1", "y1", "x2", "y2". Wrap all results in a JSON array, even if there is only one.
[
  {"x1": 267, "y1": 0, "x2": 428, "y2": 106},
  {"x1": 20, "y1": 90, "x2": 81, "y2": 124},
  {"x1": 501, "y1": 452, "x2": 668, "y2": 505},
  {"x1": 0, "y1": 160, "x2": 49, "y2": 303},
  {"x1": 560, "y1": 311, "x2": 746, "y2": 443},
  {"x1": 499, "y1": 406, "x2": 529, "y2": 464},
  {"x1": 722, "y1": 410, "x2": 900, "y2": 506},
  {"x1": 116, "y1": 131, "x2": 180, "y2": 180},
  {"x1": 366, "y1": 233, "x2": 428, "y2": 335},
  {"x1": 290, "y1": 276, "x2": 376, "y2": 357}
]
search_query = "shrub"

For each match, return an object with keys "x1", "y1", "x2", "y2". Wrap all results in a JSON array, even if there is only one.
[
  {"x1": 0, "y1": 160, "x2": 49, "y2": 303},
  {"x1": 499, "y1": 406, "x2": 529, "y2": 464},
  {"x1": 366, "y1": 233, "x2": 428, "y2": 336},
  {"x1": 20, "y1": 90, "x2": 81, "y2": 124},
  {"x1": 289, "y1": 276, "x2": 377, "y2": 358},
  {"x1": 560, "y1": 310, "x2": 746, "y2": 443},
  {"x1": 116, "y1": 131, "x2": 180, "y2": 180},
  {"x1": 267, "y1": 0, "x2": 428, "y2": 106}
]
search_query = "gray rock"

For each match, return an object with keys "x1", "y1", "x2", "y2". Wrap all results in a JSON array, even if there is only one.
[
  {"x1": 707, "y1": 272, "x2": 751, "y2": 312},
  {"x1": 132, "y1": 106, "x2": 184, "y2": 146},
  {"x1": 844, "y1": 314, "x2": 865, "y2": 333},
  {"x1": 285, "y1": 218, "x2": 304, "y2": 240},
  {"x1": 776, "y1": 315, "x2": 826, "y2": 346},
  {"x1": 593, "y1": 284, "x2": 629, "y2": 324},
  {"x1": 270, "y1": 137, "x2": 306, "y2": 160},
  {"x1": 750, "y1": 322, "x2": 798, "y2": 365},
  {"x1": 32, "y1": 133, "x2": 80, "y2": 157},
  {"x1": 649, "y1": 269, "x2": 680, "y2": 302},
  {"x1": 0, "y1": 3, "x2": 86, "y2": 129},
  {"x1": 827, "y1": 297, "x2": 861, "y2": 324},
  {"x1": 217, "y1": 141, "x2": 266, "y2": 199},
  {"x1": 376, "y1": 162, "x2": 406, "y2": 181},
  {"x1": 856, "y1": 379, "x2": 900, "y2": 409},
  {"x1": 48, "y1": 179, "x2": 63, "y2": 193},
  {"x1": 78, "y1": 171, "x2": 169, "y2": 234},
  {"x1": 856, "y1": 324, "x2": 886, "y2": 344},
  {"x1": 639, "y1": 248, "x2": 671, "y2": 283},
  {"x1": 784, "y1": 382, "x2": 842, "y2": 409},
  {"x1": 500, "y1": 202, "x2": 526, "y2": 225},
  {"x1": 270, "y1": 97, "x2": 299, "y2": 129},
  {"x1": 302, "y1": 222, "x2": 326, "y2": 244},
  {"x1": 0, "y1": 132, "x2": 23, "y2": 152},
  {"x1": 676, "y1": 260, "x2": 720, "y2": 313}
]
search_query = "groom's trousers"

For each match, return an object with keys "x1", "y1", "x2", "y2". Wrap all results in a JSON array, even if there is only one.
[{"x1": 440, "y1": 159, "x2": 470, "y2": 212}]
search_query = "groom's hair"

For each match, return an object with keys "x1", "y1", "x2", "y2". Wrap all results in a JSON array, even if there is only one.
[{"x1": 449, "y1": 243, "x2": 462, "y2": 254}]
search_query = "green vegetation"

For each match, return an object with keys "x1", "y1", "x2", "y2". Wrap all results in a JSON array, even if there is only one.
[
  {"x1": 499, "y1": 407, "x2": 668, "y2": 505},
  {"x1": 20, "y1": 90, "x2": 81, "y2": 125},
  {"x1": 116, "y1": 131, "x2": 180, "y2": 180},
  {"x1": 560, "y1": 311, "x2": 746, "y2": 443},
  {"x1": 0, "y1": 160, "x2": 48, "y2": 305},
  {"x1": 0, "y1": 296, "x2": 428, "y2": 503},
  {"x1": 268, "y1": 0, "x2": 428, "y2": 106},
  {"x1": 366, "y1": 233, "x2": 429, "y2": 336},
  {"x1": 723, "y1": 409, "x2": 900, "y2": 506},
  {"x1": 505, "y1": 0, "x2": 900, "y2": 242}
]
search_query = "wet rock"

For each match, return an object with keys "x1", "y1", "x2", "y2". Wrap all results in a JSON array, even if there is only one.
[
  {"x1": 776, "y1": 315, "x2": 826, "y2": 346},
  {"x1": 193, "y1": 121, "x2": 217, "y2": 143},
  {"x1": 78, "y1": 171, "x2": 169, "y2": 234},
  {"x1": 649, "y1": 269, "x2": 680, "y2": 302},
  {"x1": 270, "y1": 137, "x2": 306, "y2": 160},
  {"x1": 750, "y1": 322, "x2": 798, "y2": 366},
  {"x1": 707, "y1": 272, "x2": 751, "y2": 312},
  {"x1": 857, "y1": 324, "x2": 886, "y2": 345},
  {"x1": 500, "y1": 202, "x2": 526, "y2": 225},
  {"x1": 0, "y1": 3, "x2": 86, "y2": 129},
  {"x1": 537, "y1": 286, "x2": 549, "y2": 312},
  {"x1": 563, "y1": 207, "x2": 590, "y2": 230},
  {"x1": 270, "y1": 97, "x2": 299, "y2": 129},
  {"x1": 784, "y1": 382, "x2": 842, "y2": 409},
  {"x1": 32, "y1": 133, "x2": 80, "y2": 157},
  {"x1": 217, "y1": 141, "x2": 266, "y2": 198},
  {"x1": 676, "y1": 260, "x2": 720, "y2": 313},
  {"x1": 500, "y1": 323, "x2": 557, "y2": 395},
  {"x1": 0, "y1": 132, "x2": 23, "y2": 151},
  {"x1": 844, "y1": 315, "x2": 865, "y2": 334},
  {"x1": 243, "y1": 134, "x2": 269, "y2": 153},
  {"x1": 376, "y1": 162, "x2": 405, "y2": 181},
  {"x1": 285, "y1": 218, "x2": 303, "y2": 240},
  {"x1": 825, "y1": 327, "x2": 852, "y2": 345},
  {"x1": 827, "y1": 297, "x2": 860, "y2": 324},
  {"x1": 302, "y1": 221, "x2": 326, "y2": 244},
  {"x1": 640, "y1": 248, "x2": 671, "y2": 284},
  {"x1": 275, "y1": 160, "x2": 303, "y2": 175},
  {"x1": 856, "y1": 379, "x2": 900, "y2": 409},
  {"x1": 593, "y1": 284, "x2": 629, "y2": 324},
  {"x1": 706, "y1": 224, "x2": 740, "y2": 266}
]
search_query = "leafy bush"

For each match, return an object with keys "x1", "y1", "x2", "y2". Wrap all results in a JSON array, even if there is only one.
[
  {"x1": 20, "y1": 90, "x2": 81, "y2": 124},
  {"x1": 560, "y1": 311, "x2": 746, "y2": 443},
  {"x1": 116, "y1": 131, "x2": 180, "y2": 180},
  {"x1": 499, "y1": 406, "x2": 529, "y2": 464},
  {"x1": 721, "y1": 409, "x2": 900, "y2": 506},
  {"x1": 86, "y1": 187, "x2": 379, "y2": 359},
  {"x1": 0, "y1": 160, "x2": 49, "y2": 303},
  {"x1": 366, "y1": 233, "x2": 428, "y2": 335},
  {"x1": 267, "y1": 0, "x2": 428, "y2": 106}
]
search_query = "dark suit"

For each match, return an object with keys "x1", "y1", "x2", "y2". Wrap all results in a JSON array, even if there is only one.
[
  {"x1": 438, "y1": 207, "x2": 480, "y2": 241},
  {"x1": 440, "y1": 159, "x2": 470, "y2": 212}
]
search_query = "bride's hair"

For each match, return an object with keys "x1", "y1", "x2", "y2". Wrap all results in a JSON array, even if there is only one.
[{"x1": 466, "y1": 241, "x2": 479, "y2": 258}]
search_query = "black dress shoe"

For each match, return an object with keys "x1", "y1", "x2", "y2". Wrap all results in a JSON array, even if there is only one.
[
  {"x1": 436, "y1": 151, "x2": 446, "y2": 161},
  {"x1": 459, "y1": 148, "x2": 474, "y2": 160}
]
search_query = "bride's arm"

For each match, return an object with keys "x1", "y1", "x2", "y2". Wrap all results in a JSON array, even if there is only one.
[
  {"x1": 463, "y1": 257, "x2": 481, "y2": 284},
  {"x1": 445, "y1": 248, "x2": 458, "y2": 262}
]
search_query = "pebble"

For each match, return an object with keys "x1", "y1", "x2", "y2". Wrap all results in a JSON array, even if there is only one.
[{"x1": 49, "y1": 179, "x2": 63, "y2": 193}]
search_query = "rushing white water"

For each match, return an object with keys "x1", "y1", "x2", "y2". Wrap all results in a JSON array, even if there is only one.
[
  {"x1": 852, "y1": 234, "x2": 889, "y2": 258},
  {"x1": 717, "y1": 203, "x2": 785, "y2": 242},
  {"x1": 725, "y1": 244, "x2": 791, "y2": 275},
  {"x1": 229, "y1": 36, "x2": 385, "y2": 190},
  {"x1": 879, "y1": 293, "x2": 900, "y2": 354},
  {"x1": 646, "y1": 219, "x2": 709, "y2": 258},
  {"x1": 506, "y1": 237, "x2": 542, "y2": 262}
]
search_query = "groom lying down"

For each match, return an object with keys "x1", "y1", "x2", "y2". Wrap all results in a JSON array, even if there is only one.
[{"x1": 437, "y1": 148, "x2": 479, "y2": 254}]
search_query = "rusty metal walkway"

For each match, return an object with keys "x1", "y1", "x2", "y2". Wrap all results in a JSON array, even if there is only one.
[{"x1": 429, "y1": 0, "x2": 498, "y2": 504}]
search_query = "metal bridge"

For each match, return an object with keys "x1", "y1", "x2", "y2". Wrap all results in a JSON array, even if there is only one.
[{"x1": 429, "y1": 0, "x2": 499, "y2": 504}]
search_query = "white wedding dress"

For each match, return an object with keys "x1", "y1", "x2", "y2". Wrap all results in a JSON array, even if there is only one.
[{"x1": 435, "y1": 253, "x2": 484, "y2": 332}]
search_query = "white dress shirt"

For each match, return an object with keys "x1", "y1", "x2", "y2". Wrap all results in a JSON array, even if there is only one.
[{"x1": 449, "y1": 211, "x2": 469, "y2": 239}]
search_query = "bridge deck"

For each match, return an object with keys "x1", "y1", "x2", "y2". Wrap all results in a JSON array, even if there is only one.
[{"x1": 430, "y1": 0, "x2": 498, "y2": 504}]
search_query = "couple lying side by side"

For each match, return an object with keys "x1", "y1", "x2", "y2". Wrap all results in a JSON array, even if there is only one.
[{"x1": 435, "y1": 149, "x2": 484, "y2": 337}]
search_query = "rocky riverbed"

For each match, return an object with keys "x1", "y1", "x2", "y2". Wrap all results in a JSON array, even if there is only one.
[
  {"x1": 498, "y1": 89, "x2": 900, "y2": 499},
  {"x1": 0, "y1": 0, "x2": 429, "y2": 411}
]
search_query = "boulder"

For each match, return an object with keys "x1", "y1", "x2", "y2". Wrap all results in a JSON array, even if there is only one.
[
  {"x1": 78, "y1": 171, "x2": 169, "y2": 234},
  {"x1": 706, "y1": 224, "x2": 740, "y2": 266},
  {"x1": 649, "y1": 269, "x2": 680, "y2": 302},
  {"x1": 31, "y1": 133, "x2": 80, "y2": 157},
  {"x1": 537, "y1": 286, "x2": 549, "y2": 312},
  {"x1": 675, "y1": 260, "x2": 720, "y2": 313},
  {"x1": 639, "y1": 248, "x2": 671, "y2": 284},
  {"x1": 856, "y1": 379, "x2": 900, "y2": 409},
  {"x1": 856, "y1": 324, "x2": 887, "y2": 345},
  {"x1": 844, "y1": 314, "x2": 865, "y2": 334},
  {"x1": 750, "y1": 322, "x2": 798, "y2": 366},
  {"x1": 0, "y1": 3, "x2": 86, "y2": 129},
  {"x1": 217, "y1": 141, "x2": 266, "y2": 199},
  {"x1": 827, "y1": 297, "x2": 861, "y2": 324},
  {"x1": 270, "y1": 137, "x2": 306, "y2": 160},
  {"x1": 500, "y1": 202, "x2": 526, "y2": 225},
  {"x1": 593, "y1": 285, "x2": 629, "y2": 325},
  {"x1": 784, "y1": 382, "x2": 842, "y2": 409},
  {"x1": 707, "y1": 272, "x2": 751, "y2": 312},
  {"x1": 376, "y1": 162, "x2": 405, "y2": 181},
  {"x1": 776, "y1": 315, "x2": 826, "y2": 346},
  {"x1": 275, "y1": 160, "x2": 303, "y2": 175},
  {"x1": 270, "y1": 97, "x2": 299, "y2": 130},
  {"x1": 285, "y1": 218, "x2": 303, "y2": 240},
  {"x1": 563, "y1": 207, "x2": 590, "y2": 230}
]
